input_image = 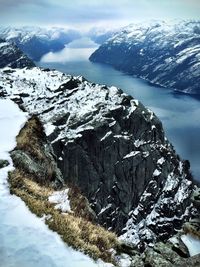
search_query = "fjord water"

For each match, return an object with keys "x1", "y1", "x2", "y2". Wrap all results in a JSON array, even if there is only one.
[{"x1": 39, "y1": 38, "x2": 200, "y2": 181}]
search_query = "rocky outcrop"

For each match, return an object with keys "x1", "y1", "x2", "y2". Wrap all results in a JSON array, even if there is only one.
[
  {"x1": 0, "y1": 159, "x2": 9, "y2": 168},
  {"x1": 0, "y1": 39, "x2": 35, "y2": 68},
  {"x1": 90, "y1": 20, "x2": 200, "y2": 95},
  {"x1": 0, "y1": 67, "x2": 194, "y2": 247},
  {"x1": 183, "y1": 187, "x2": 200, "y2": 238},
  {"x1": 128, "y1": 241, "x2": 200, "y2": 267},
  {"x1": 10, "y1": 116, "x2": 64, "y2": 188}
]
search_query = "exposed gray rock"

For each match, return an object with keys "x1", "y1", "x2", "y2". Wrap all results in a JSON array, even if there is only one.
[
  {"x1": 144, "y1": 248, "x2": 174, "y2": 267},
  {"x1": 178, "y1": 254, "x2": 200, "y2": 267},
  {"x1": 153, "y1": 242, "x2": 185, "y2": 265},
  {"x1": 10, "y1": 149, "x2": 63, "y2": 186},
  {"x1": 182, "y1": 187, "x2": 200, "y2": 239},
  {"x1": 0, "y1": 159, "x2": 9, "y2": 168},
  {"x1": 191, "y1": 187, "x2": 200, "y2": 210},
  {"x1": 130, "y1": 254, "x2": 144, "y2": 267}
]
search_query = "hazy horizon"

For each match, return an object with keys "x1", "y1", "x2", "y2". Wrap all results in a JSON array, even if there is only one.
[{"x1": 0, "y1": 0, "x2": 199, "y2": 30}]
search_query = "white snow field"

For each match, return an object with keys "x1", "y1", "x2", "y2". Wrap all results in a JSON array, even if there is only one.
[
  {"x1": 0, "y1": 99, "x2": 112, "y2": 267},
  {"x1": 181, "y1": 234, "x2": 200, "y2": 257}
]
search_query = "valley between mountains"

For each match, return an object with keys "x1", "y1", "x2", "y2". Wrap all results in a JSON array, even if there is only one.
[{"x1": 0, "y1": 21, "x2": 200, "y2": 267}]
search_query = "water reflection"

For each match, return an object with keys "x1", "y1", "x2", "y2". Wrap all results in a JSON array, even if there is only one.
[{"x1": 41, "y1": 37, "x2": 98, "y2": 63}]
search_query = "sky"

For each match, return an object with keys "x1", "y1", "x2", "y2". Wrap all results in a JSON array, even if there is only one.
[{"x1": 0, "y1": 0, "x2": 199, "y2": 30}]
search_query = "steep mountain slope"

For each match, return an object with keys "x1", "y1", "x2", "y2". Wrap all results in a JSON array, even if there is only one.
[
  {"x1": 0, "y1": 39, "x2": 35, "y2": 68},
  {"x1": 0, "y1": 26, "x2": 81, "y2": 61},
  {"x1": 0, "y1": 67, "x2": 194, "y2": 248},
  {"x1": 90, "y1": 20, "x2": 200, "y2": 95}
]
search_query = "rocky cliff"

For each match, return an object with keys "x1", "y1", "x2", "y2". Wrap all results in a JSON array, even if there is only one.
[
  {"x1": 0, "y1": 67, "x2": 194, "y2": 248},
  {"x1": 0, "y1": 39, "x2": 35, "y2": 68},
  {"x1": 90, "y1": 20, "x2": 200, "y2": 95}
]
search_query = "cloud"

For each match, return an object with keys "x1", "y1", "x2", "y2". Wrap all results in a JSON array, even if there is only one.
[
  {"x1": 0, "y1": 0, "x2": 199, "y2": 28},
  {"x1": 0, "y1": 0, "x2": 48, "y2": 9}
]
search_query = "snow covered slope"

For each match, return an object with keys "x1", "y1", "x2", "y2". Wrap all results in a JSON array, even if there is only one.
[
  {"x1": 0, "y1": 26, "x2": 81, "y2": 61},
  {"x1": 0, "y1": 67, "x2": 194, "y2": 248},
  {"x1": 0, "y1": 39, "x2": 35, "y2": 68},
  {"x1": 90, "y1": 20, "x2": 200, "y2": 95}
]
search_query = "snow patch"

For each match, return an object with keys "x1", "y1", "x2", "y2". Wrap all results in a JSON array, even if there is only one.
[
  {"x1": 44, "y1": 122, "x2": 56, "y2": 136},
  {"x1": 153, "y1": 169, "x2": 161, "y2": 177},
  {"x1": 181, "y1": 234, "x2": 200, "y2": 256},
  {"x1": 48, "y1": 189, "x2": 71, "y2": 213},
  {"x1": 157, "y1": 157, "x2": 165, "y2": 165},
  {"x1": 123, "y1": 151, "x2": 140, "y2": 159}
]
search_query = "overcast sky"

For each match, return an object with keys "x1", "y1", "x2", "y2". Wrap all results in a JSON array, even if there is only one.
[{"x1": 0, "y1": 0, "x2": 199, "y2": 29}]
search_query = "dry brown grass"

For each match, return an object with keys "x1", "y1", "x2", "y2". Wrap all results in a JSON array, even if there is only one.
[
  {"x1": 14, "y1": 116, "x2": 57, "y2": 184},
  {"x1": 183, "y1": 221, "x2": 200, "y2": 239},
  {"x1": 68, "y1": 185, "x2": 96, "y2": 221},
  {"x1": 9, "y1": 170, "x2": 119, "y2": 263},
  {"x1": 16, "y1": 116, "x2": 46, "y2": 161}
]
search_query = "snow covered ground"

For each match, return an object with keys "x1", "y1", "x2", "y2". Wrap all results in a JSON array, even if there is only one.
[
  {"x1": 181, "y1": 234, "x2": 200, "y2": 257},
  {"x1": 0, "y1": 99, "x2": 112, "y2": 267}
]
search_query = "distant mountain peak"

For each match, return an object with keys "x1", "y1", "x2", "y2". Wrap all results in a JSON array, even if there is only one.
[{"x1": 0, "y1": 39, "x2": 35, "y2": 68}]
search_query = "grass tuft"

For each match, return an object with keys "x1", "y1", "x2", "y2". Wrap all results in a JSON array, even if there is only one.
[{"x1": 16, "y1": 116, "x2": 46, "y2": 161}]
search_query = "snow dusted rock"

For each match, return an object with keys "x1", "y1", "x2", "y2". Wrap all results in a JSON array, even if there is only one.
[
  {"x1": 0, "y1": 26, "x2": 80, "y2": 61},
  {"x1": 90, "y1": 20, "x2": 200, "y2": 95},
  {"x1": 0, "y1": 39, "x2": 35, "y2": 68},
  {"x1": 0, "y1": 67, "x2": 194, "y2": 247}
]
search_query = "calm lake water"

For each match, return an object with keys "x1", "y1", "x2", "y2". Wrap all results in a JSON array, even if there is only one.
[{"x1": 39, "y1": 38, "x2": 200, "y2": 181}]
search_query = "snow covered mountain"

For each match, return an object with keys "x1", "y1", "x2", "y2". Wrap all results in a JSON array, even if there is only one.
[
  {"x1": 0, "y1": 26, "x2": 81, "y2": 61},
  {"x1": 0, "y1": 66, "x2": 194, "y2": 248},
  {"x1": 90, "y1": 20, "x2": 200, "y2": 95},
  {"x1": 0, "y1": 39, "x2": 35, "y2": 68}
]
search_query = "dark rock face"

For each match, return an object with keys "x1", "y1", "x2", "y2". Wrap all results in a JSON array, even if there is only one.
[
  {"x1": 90, "y1": 20, "x2": 200, "y2": 95},
  {"x1": 0, "y1": 159, "x2": 9, "y2": 168},
  {"x1": 0, "y1": 39, "x2": 35, "y2": 68},
  {"x1": 51, "y1": 99, "x2": 167, "y2": 233},
  {"x1": 0, "y1": 67, "x2": 194, "y2": 246}
]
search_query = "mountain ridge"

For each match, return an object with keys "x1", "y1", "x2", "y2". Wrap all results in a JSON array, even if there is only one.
[{"x1": 90, "y1": 20, "x2": 200, "y2": 95}]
